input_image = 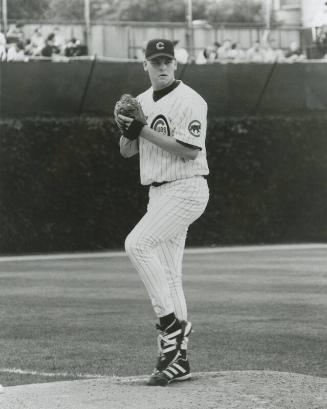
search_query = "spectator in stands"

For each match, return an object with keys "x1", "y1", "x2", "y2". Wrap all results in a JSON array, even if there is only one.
[
  {"x1": 64, "y1": 37, "x2": 83, "y2": 57},
  {"x1": 16, "y1": 23, "x2": 25, "y2": 42},
  {"x1": 24, "y1": 39, "x2": 34, "y2": 57},
  {"x1": 7, "y1": 41, "x2": 25, "y2": 61},
  {"x1": 262, "y1": 38, "x2": 285, "y2": 63},
  {"x1": 246, "y1": 41, "x2": 265, "y2": 63},
  {"x1": 0, "y1": 30, "x2": 6, "y2": 61},
  {"x1": 217, "y1": 39, "x2": 233, "y2": 62},
  {"x1": 6, "y1": 23, "x2": 24, "y2": 45},
  {"x1": 196, "y1": 43, "x2": 218, "y2": 64},
  {"x1": 30, "y1": 28, "x2": 45, "y2": 56},
  {"x1": 173, "y1": 40, "x2": 189, "y2": 64},
  {"x1": 284, "y1": 41, "x2": 306, "y2": 62},
  {"x1": 316, "y1": 26, "x2": 327, "y2": 54},
  {"x1": 228, "y1": 42, "x2": 247, "y2": 63},
  {"x1": 41, "y1": 33, "x2": 60, "y2": 58},
  {"x1": 53, "y1": 26, "x2": 66, "y2": 55}
]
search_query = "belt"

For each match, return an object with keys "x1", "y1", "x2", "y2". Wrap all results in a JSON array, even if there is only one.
[
  {"x1": 150, "y1": 175, "x2": 207, "y2": 188},
  {"x1": 151, "y1": 181, "x2": 168, "y2": 187}
]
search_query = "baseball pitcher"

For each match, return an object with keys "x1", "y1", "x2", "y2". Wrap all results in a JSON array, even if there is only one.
[{"x1": 114, "y1": 38, "x2": 209, "y2": 386}]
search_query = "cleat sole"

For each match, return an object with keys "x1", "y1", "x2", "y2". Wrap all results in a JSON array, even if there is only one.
[{"x1": 169, "y1": 373, "x2": 192, "y2": 383}]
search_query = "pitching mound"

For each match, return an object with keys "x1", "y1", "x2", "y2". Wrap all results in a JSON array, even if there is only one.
[{"x1": 1, "y1": 371, "x2": 326, "y2": 409}]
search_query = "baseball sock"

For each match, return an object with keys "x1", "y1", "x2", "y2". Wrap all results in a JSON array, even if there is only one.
[{"x1": 159, "y1": 312, "x2": 178, "y2": 331}]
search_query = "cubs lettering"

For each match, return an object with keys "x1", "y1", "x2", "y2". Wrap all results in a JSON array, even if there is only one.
[{"x1": 151, "y1": 115, "x2": 170, "y2": 136}]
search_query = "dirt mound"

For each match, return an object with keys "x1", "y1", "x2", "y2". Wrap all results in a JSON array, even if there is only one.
[{"x1": 1, "y1": 371, "x2": 326, "y2": 409}]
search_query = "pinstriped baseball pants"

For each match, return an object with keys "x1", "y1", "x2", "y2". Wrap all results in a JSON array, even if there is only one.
[{"x1": 125, "y1": 176, "x2": 209, "y2": 319}]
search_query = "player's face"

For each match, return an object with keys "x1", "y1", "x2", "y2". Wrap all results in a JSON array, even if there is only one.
[{"x1": 144, "y1": 56, "x2": 177, "y2": 90}]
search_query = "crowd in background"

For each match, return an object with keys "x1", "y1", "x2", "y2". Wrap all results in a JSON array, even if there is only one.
[
  {"x1": 138, "y1": 32, "x2": 309, "y2": 64},
  {"x1": 0, "y1": 23, "x2": 323, "y2": 64},
  {"x1": 0, "y1": 24, "x2": 87, "y2": 61},
  {"x1": 316, "y1": 26, "x2": 327, "y2": 55},
  {"x1": 174, "y1": 38, "x2": 307, "y2": 65}
]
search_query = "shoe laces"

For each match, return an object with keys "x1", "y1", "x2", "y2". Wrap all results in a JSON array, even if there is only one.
[{"x1": 156, "y1": 323, "x2": 181, "y2": 356}]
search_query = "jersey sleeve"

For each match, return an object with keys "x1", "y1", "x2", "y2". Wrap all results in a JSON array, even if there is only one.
[
  {"x1": 119, "y1": 136, "x2": 139, "y2": 158},
  {"x1": 172, "y1": 97, "x2": 207, "y2": 150}
]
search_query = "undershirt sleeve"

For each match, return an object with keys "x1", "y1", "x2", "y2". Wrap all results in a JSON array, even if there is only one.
[{"x1": 176, "y1": 140, "x2": 201, "y2": 151}]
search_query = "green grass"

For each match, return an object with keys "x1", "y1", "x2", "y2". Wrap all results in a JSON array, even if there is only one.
[{"x1": 0, "y1": 247, "x2": 327, "y2": 386}]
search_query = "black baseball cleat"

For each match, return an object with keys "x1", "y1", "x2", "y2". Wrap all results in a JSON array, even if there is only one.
[
  {"x1": 154, "y1": 319, "x2": 183, "y2": 373},
  {"x1": 148, "y1": 319, "x2": 193, "y2": 386},
  {"x1": 147, "y1": 357, "x2": 191, "y2": 386},
  {"x1": 154, "y1": 320, "x2": 193, "y2": 373}
]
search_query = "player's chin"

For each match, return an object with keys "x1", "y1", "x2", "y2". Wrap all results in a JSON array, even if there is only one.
[{"x1": 157, "y1": 75, "x2": 171, "y2": 86}]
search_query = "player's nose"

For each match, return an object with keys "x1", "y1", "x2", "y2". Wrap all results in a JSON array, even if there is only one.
[{"x1": 157, "y1": 61, "x2": 168, "y2": 70}]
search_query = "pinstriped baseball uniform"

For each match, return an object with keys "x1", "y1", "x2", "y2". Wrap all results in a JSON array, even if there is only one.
[{"x1": 122, "y1": 80, "x2": 209, "y2": 319}]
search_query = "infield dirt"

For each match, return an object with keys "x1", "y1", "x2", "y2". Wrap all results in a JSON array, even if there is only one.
[{"x1": 1, "y1": 371, "x2": 327, "y2": 409}]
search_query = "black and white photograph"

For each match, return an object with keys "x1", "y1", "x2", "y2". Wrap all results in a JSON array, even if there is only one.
[{"x1": 0, "y1": 0, "x2": 327, "y2": 408}]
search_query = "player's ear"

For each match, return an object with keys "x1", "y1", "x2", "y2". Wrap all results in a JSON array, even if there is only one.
[
  {"x1": 143, "y1": 60, "x2": 149, "y2": 72},
  {"x1": 173, "y1": 58, "x2": 177, "y2": 71}
]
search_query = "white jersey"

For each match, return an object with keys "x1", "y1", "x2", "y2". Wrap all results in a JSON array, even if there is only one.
[{"x1": 135, "y1": 81, "x2": 209, "y2": 185}]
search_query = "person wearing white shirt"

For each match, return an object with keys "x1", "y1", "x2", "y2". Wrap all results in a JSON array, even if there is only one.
[
  {"x1": 116, "y1": 39, "x2": 209, "y2": 387},
  {"x1": 0, "y1": 31, "x2": 6, "y2": 61}
]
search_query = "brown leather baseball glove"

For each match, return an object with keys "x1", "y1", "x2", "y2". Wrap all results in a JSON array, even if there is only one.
[
  {"x1": 114, "y1": 94, "x2": 141, "y2": 119},
  {"x1": 114, "y1": 94, "x2": 147, "y2": 140}
]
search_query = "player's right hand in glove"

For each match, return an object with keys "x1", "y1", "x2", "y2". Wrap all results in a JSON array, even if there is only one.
[{"x1": 114, "y1": 94, "x2": 147, "y2": 140}]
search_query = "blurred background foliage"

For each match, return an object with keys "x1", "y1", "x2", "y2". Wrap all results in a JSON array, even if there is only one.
[
  {"x1": 0, "y1": 115, "x2": 326, "y2": 254},
  {"x1": 8, "y1": 0, "x2": 264, "y2": 24}
]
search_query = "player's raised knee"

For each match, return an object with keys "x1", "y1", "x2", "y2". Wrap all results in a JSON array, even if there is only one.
[
  {"x1": 124, "y1": 232, "x2": 139, "y2": 257},
  {"x1": 124, "y1": 233, "x2": 133, "y2": 255},
  {"x1": 125, "y1": 231, "x2": 151, "y2": 258}
]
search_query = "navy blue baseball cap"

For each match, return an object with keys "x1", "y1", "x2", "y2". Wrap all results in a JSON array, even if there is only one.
[{"x1": 145, "y1": 39, "x2": 175, "y2": 60}]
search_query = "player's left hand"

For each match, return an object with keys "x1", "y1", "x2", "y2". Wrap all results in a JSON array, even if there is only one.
[
  {"x1": 117, "y1": 114, "x2": 133, "y2": 130},
  {"x1": 114, "y1": 94, "x2": 147, "y2": 140},
  {"x1": 114, "y1": 94, "x2": 146, "y2": 126}
]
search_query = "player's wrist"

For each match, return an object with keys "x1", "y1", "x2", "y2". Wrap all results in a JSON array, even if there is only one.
[{"x1": 125, "y1": 119, "x2": 146, "y2": 140}]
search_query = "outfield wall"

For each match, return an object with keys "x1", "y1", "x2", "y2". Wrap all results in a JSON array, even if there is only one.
[{"x1": 0, "y1": 61, "x2": 327, "y2": 118}]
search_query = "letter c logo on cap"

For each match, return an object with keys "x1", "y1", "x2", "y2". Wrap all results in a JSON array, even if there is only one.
[{"x1": 156, "y1": 42, "x2": 165, "y2": 50}]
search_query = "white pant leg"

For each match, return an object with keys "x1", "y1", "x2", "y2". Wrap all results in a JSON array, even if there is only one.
[
  {"x1": 125, "y1": 177, "x2": 209, "y2": 318},
  {"x1": 156, "y1": 230, "x2": 188, "y2": 321}
]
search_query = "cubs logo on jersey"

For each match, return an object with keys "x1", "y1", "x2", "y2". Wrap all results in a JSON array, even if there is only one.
[
  {"x1": 151, "y1": 115, "x2": 170, "y2": 136},
  {"x1": 188, "y1": 120, "x2": 201, "y2": 137}
]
